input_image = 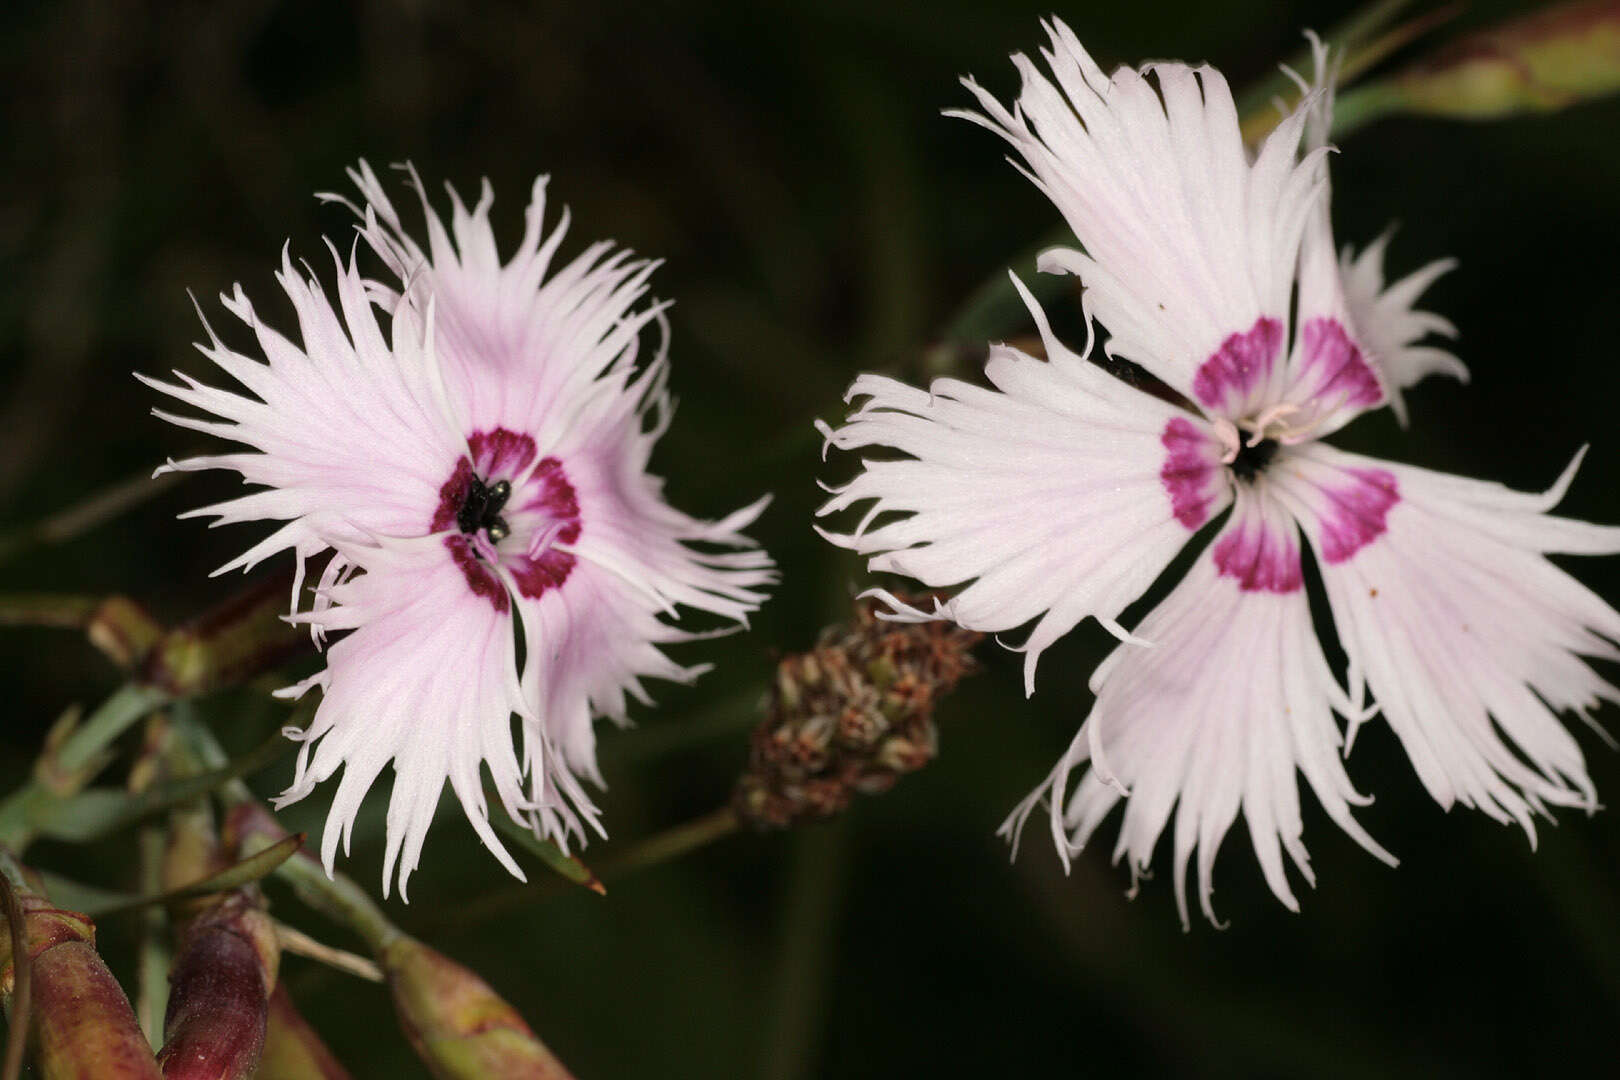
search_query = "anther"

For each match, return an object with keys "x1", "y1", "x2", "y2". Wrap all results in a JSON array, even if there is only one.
[{"x1": 456, "y1": 475, "x2": 514, "y2": 544}]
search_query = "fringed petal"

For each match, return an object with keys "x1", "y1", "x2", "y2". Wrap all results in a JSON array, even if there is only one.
[
  {"x1": 1273, "y1": 442, "x2": 1620, "y2": 840},
  {"x1": 950, "y1": 18, "x2": 1324, "y2": 416},
  {"x1": 818, "y1": 274, "x2": 1229, "y2": 694},
  {"x1": 1003, "y1": 484, "x2": 1392, "y2": 928}
]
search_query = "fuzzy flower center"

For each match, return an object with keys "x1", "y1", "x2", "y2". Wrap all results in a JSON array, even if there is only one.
[{"x1": 432, "y1": 427, "x2": 582, "y2": 612}]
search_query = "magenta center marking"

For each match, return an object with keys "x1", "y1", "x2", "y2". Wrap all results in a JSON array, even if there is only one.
[
  {"x1": 1298, "y1": 318, "x2": 1382, "y2": 411},
  {"x1": 433, "y1": 427, "x2": 583, "y2": 610},
  {"x1": 1160, "y1": 417, "x2": 1219, "y2": 530},
  {"x1": 1317, "y1": 468, "x2": 1398, "y2": 564},
  {"x1": 1191, "y1": 317, "x2": 1283, "y2": 415},
  {"x1": 1212, "y1": 517, "x2": 1304, "y2": 593}
]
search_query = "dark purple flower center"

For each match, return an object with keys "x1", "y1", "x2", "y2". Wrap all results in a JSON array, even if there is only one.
[
  {"x1": 432, "y1": 427, "x2": 582, "y2": 612},
  {"x1": 455, "y1": 475, "x2": 513, "y2": 542},
  {"x1": 1229, "y1": 437, "x2": 1278, "y2": 484}
]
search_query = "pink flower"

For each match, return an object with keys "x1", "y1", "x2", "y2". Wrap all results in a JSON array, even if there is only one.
[
  {"x1": 145, "y1": 163, "x2": 774, "y2": 897},
  {"x1": 817, "y1": 23, "x2": 1620, "y2": 925}
]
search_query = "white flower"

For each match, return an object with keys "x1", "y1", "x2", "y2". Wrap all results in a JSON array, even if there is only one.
[
  {"x1": 816, "y1": 21, "x2": 1620, "y2": 925},
  {"x1": 144, "y1": 163, "x2": 775, "y2": 897}
]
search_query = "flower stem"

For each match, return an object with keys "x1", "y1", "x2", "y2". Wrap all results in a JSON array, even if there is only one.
[
  {"x1": 429, "y1": 806, "x2": 741, "y2": 930},
  {"x1": 233, "y1": 812, "x2": 402, "y2": 955},
  {"x1": 0, "y1": 593, "x2": 104, "y2": 629},
  {"x1": 53, "y1": 683, "x2": 172, "y2": 777},
  {"x1": 0, "y1": 468, "x2": 180, "y2": 566},
  {"x1": 594, "y1": 806, "x2": 739, "y2": 880}
]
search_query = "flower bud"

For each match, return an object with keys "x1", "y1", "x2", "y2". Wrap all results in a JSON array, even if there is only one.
[
  {"x1": 734, "y1": 594, "x2": 981, "y2": 828},
  {"x1": 0, "y1": 889, "x2": 162, "y2": 1079},
  {"x1": 140, "y1": 575, "x2": 307, "y2": 697},
  {"x1": 157, "y1": 891, "x2": 279, "y2": 1080},
  {"x1": 1383, "y1": 0, "x2": 1620, "y2": 119},
  {"x1": 381, "y1": 936, "x2": 574, "y2": 1080}
]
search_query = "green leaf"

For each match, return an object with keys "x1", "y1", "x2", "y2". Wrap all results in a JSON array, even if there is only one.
[
  {"x1": 30, "y1": 789, "x2": 131, "y2": 842},
  {"x1": 89, "y1": 833, "x2": 304, "y2": 917},
  {"x1": 489, "y1": 811, "x2": 604, "y2": 894},
  {"x1": 34, "y1": 871, "x2": 137, "y2": 916},
  {"x1": 33, "y1": 729, "x2": 292, "y2": 844}
]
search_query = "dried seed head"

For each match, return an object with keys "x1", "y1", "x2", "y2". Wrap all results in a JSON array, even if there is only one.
[{"x1": 733, "y1": 594, "x2": 981, "y2": 828}]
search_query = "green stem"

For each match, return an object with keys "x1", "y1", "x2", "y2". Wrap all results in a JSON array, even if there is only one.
[
  {"x1": 426, "y1": 806, "x2": 742, "y2": 930},
  {"x1": 0, "y1": 469, "x2": 180, "y2": 566},
  {"x1": 253, "y1": 837, "x2": 402, "y2": 954},
  {"x1": 133, "y1": 826, "x2": 169, "y2": 1048},
  {"x1": 1330, "y1": 80, "x2": 1413, "y2": 140},
  {"x1": 172, "y1": 713, "x2": 402, "y2": 952},
  {"x1": 595, "y1": 807, "x2": 739, "y2": 880},
  {"x1": 55, "y1": 684, "x2": 171, "y2": 778},
  {"x1": 0, "y1": 594, "x2": 103, "y2": 629},
  {"x1": 760, "y1": 820, "x2": 851, "y2": 1080}
]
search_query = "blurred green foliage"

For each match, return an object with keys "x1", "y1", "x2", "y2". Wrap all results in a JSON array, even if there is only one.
[{"x1": 3, "y1": 1, "x2": 1620, "y2": 1076}]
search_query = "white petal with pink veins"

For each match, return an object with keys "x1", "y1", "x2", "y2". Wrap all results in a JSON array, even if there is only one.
[
  {"x1": 279, "y1": 536, "x2": 531, "y2": 900},
  {"x1": 149, "y1": 165, "x2": 775, "y2": 893},
  {"x1": 949, "y1": 18, "x2": 1325, "y2": 414},
  {"x1": 1005, "y1": 485, "x2": 1391, "y2": 926},
  {"x1": 141, "y1": 249, "x2": 468, "y2": 565},
  {"x1": 1272, "y1": 442, "x2": 1620, "y2": 839},
  {"x1": 818, "y1": 275, "x2": 1232, "y2": 693}
]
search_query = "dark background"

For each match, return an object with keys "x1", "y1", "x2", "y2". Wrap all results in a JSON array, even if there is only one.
[{"x1": 4, "y1": 0, "x2": 1620, "y2": 1076}]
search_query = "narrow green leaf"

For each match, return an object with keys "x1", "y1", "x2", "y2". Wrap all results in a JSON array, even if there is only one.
[
  {"x1": 34, "y1": 871, "x2": 138, "y2": 917},
  {"x1": 90, "y1": 833, "x2": 304, "y2": 917},
  {"x1": 31, "y1": 789, "x2": 131, "y2": 842},
  {"x1": 33, "y1": 729, "x2": 292, "y2": 844},
  {"x1": 489, "y1": 810, "x2": 603, "y2": 894}
]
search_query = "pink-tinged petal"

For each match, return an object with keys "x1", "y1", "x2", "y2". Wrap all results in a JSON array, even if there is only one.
[
  {"x1": 1279, "y1": 200, "x2": 1390, "y2": 437},
  {"x1": 1210, "y1": 499, "x2": 1305, "y2": 593},
  {"x1": 1279, "y1": 40, "x2": 1454, "y2": 434},
  {"x1": 1339, "y1": 229, "x2": 1464, "y2": 427},
  {"x1": 1311, "y1": 464, "x2": 1399, "y2": 565},
  {"x1": 1273, "y1": 442, "x2": 1620, "y2": 839},
  {"x1": 277, "y1": 537, "x2": 530, "y2": 900},
  {"x1": 500, "y1": 440, "x2": 773, "y2": 846},
  {"x1": 818, "y1": 274, "x2": 1230, "y2": 694},
  {"x1": 949, "y1": 19, "x2": 1325, "y2": 413},
  {"x1": 1003, "y1": 487, "x2": 1391, "y2": 927},
  {"x1": 157, "y1": 165, "x2": 775, "y2": 890},
  {"x1": 333, "y1": 161, "x2": 668, "y2": 450},
  {"x1": 142, "y1": 249, "x2": 469, "y2": 587}
]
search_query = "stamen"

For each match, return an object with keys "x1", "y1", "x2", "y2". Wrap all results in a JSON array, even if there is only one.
[
  {"x1": 456, "y1": 474, "x2": 514, "y2": 545},
  {"x1": 1212, "y1": 418, "x2": 1242, "y2": 465},
  {"x1": 1241, "y1": 403, "x2": 1300, "y2": 445}
]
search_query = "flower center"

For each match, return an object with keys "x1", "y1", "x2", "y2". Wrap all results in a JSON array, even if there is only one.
[
  {"x1": 455, "y1": 475, "x2": 513, "y2": 543},
  {"x1": 432, "y1": 428, "x2": 583, "y2": 612},
  {"x1": 1229, "y1": 437, "x2": 1278, "y2": 483}
]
